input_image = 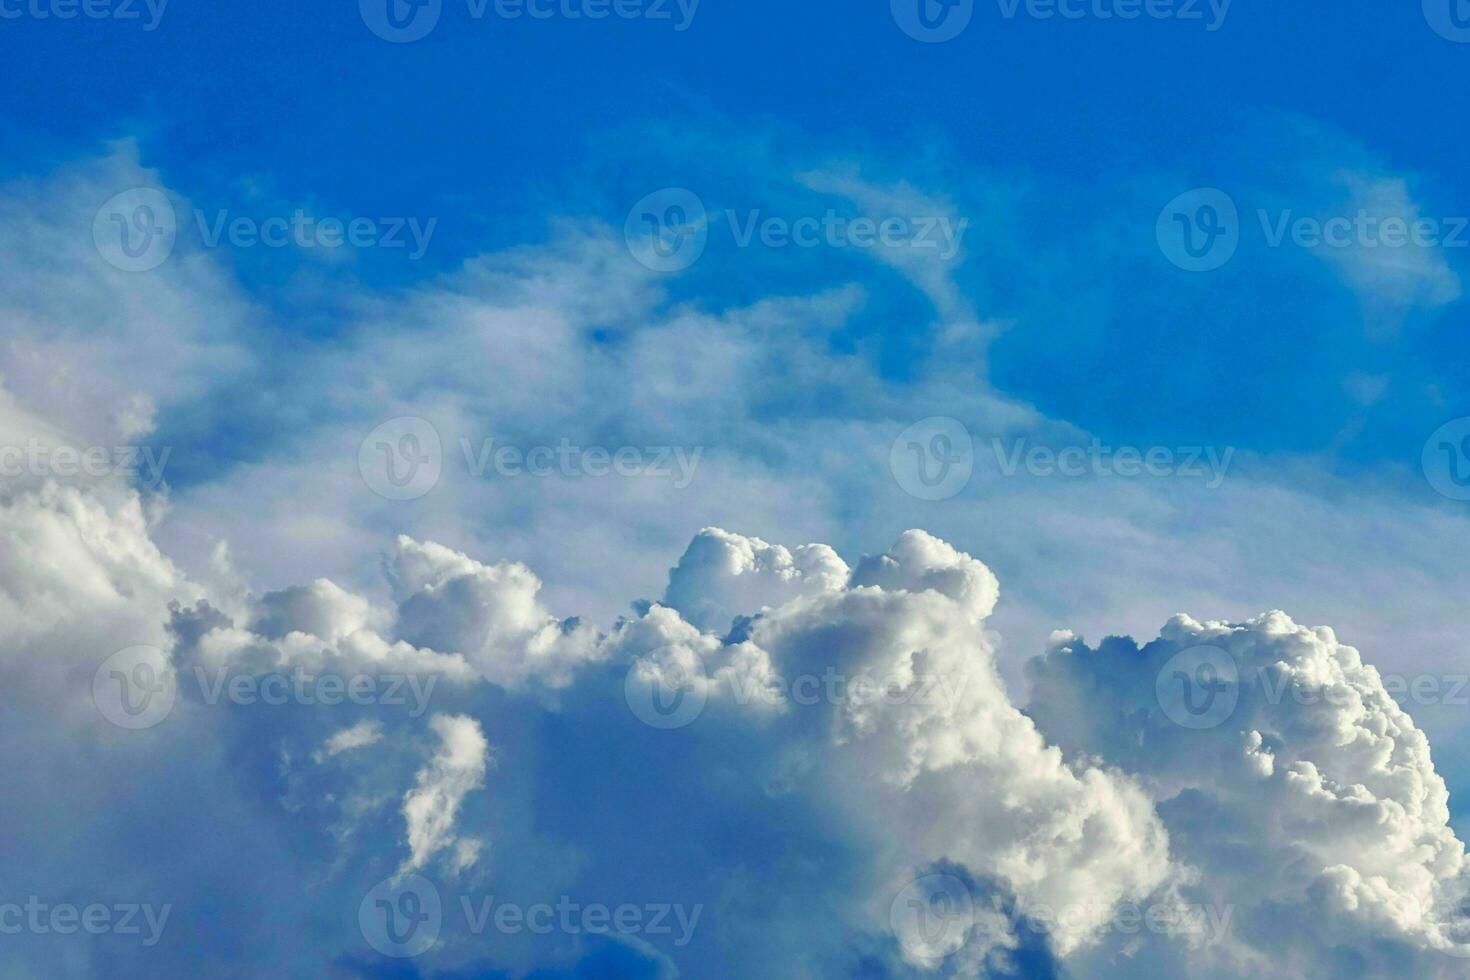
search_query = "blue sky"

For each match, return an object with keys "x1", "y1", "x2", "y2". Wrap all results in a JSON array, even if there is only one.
[
  {"x1": 6, "y1": 1, "x2": 1468, "y2": 473},
  {"x1": 4, "y1": 3, "x2": 1470, "y2": 978}
]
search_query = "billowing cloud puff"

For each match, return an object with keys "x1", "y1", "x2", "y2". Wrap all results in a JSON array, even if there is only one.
[
  {"x1": 661, "y1": 526, "x2": 850, "y2": 633},
  {"x1": 1027, "y1": 612, "x2": 1470, "y2": 976},
  {"x1": 622, "y1": 528, "x2": 1176, "y2": 964},
  {"x1": 389, "y1": 536, "x2": 604, "y2": 690}
]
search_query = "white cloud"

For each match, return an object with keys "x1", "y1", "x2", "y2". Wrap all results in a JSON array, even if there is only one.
[
  {"x1": 1028, "y1": 611, "x2": 1470, "y2": 975},
  {"x1": 400, "y1": 713, "x2": 491, "y2": 875},
  {"x1": 316, "y1": 719, "x2": 383, "y2": 760}
]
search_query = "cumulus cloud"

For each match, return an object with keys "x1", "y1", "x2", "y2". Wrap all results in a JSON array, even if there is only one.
[
  {"x1": 1027, "y1": 612, "x2": 1470, "y2": 976},
  {"x1": 4, "y1": 404, "x2": 1470, "y2": 976},
  {"x1": 389, "y1": 536, "x2": 604, "y2": 691},
  {"x1": 661, "y1": 527, "x2": 850, "y2": 634},
  {"x1": 614, "y1": 527, "x2": 1178, "y2": 965}
]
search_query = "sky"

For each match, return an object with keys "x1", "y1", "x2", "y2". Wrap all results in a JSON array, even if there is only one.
[{"x1": 2, "y1": 1, "x2": 1470, "y2": 978}]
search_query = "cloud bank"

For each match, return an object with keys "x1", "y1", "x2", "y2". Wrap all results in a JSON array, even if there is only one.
[{"x1": 3, "y1": 404, "x2": 1468, "y2": 976}]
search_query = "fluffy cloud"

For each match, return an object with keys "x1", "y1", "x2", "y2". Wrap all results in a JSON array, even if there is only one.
[
  {"x1": 4, "y1": 402, "x2": 1470, "y2": 976},
  {"x1": 1027, "y1": 612, "x2": 1470, "y2": 976},
  {"x1": 389, "y1": 536, "x2": 604, "y2": 691},
  {"x1": 661, "y1": 527, "x2": 850, "y2": 634}
]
